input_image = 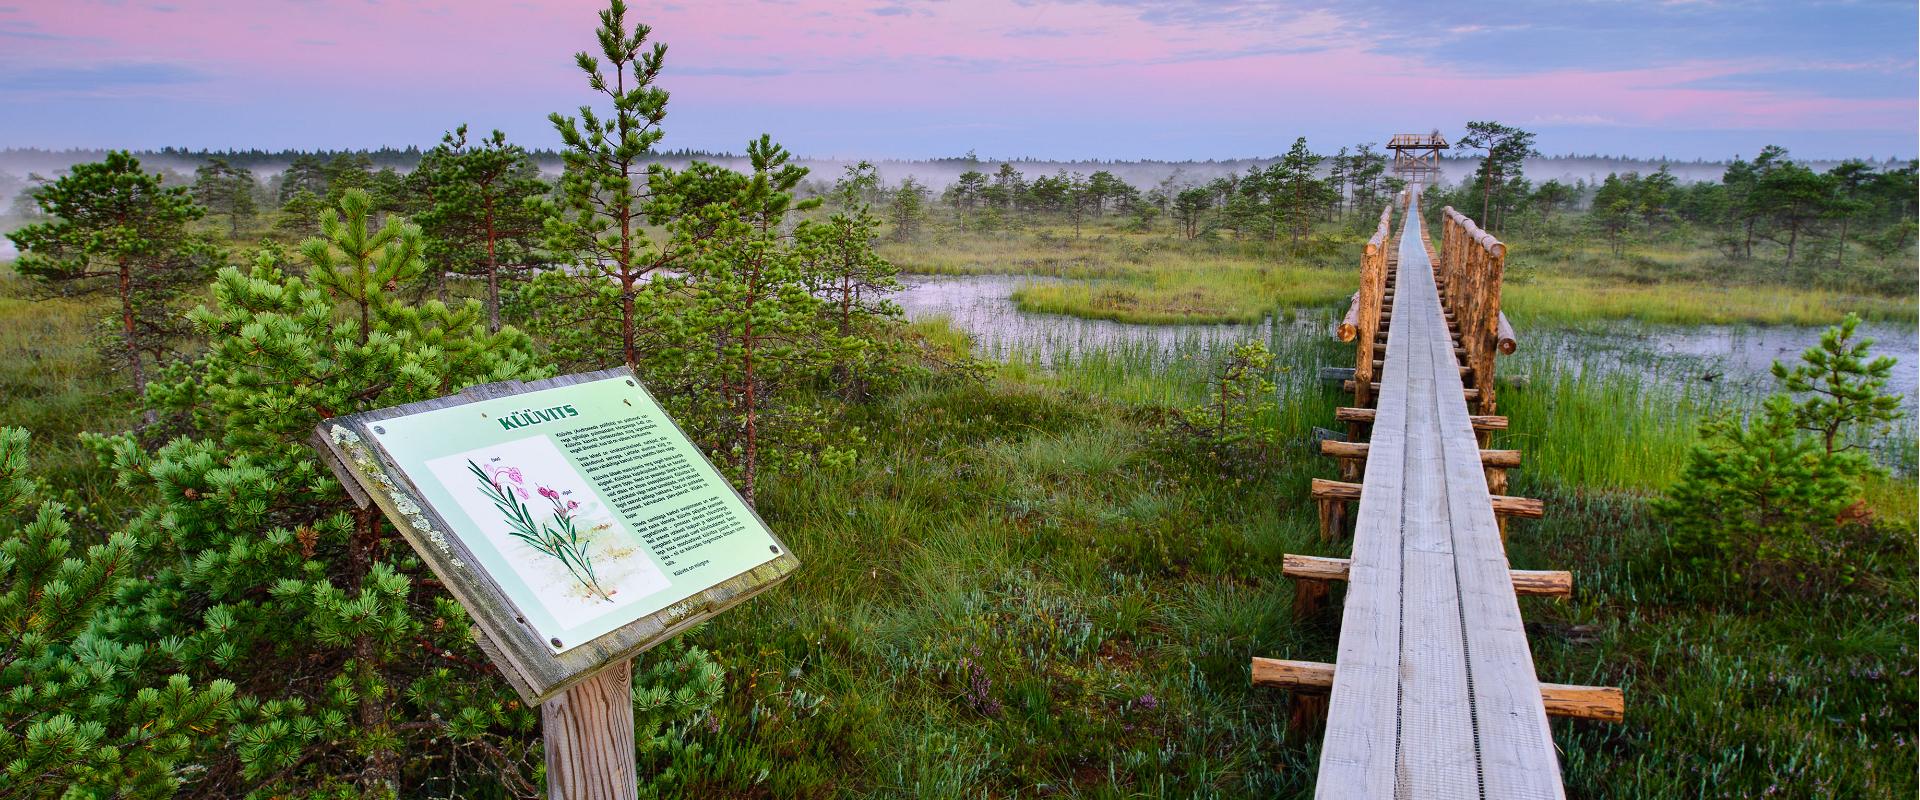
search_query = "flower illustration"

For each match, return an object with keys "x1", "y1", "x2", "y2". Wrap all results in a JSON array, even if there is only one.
[
  {"x1": 468, "y1": 460, "x2": 614, "y2": 602},
  {"x1": 484, "y1": 464, "x2": 530, "y2": 499}
]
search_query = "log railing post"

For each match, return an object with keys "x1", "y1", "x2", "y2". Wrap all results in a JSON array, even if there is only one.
[
  {"x1": 1439, "y1": 207, "x2": 1510, "y2": 416},
  {"x1": 1353, "y1": 202, "x2": 1392, "y2": 410},
  {"x1": 1354, "y1": 242, "x2": 1380, "y2": 408},
  {"x1": 1478, "y1": 240, "x2": 1505, "y2": 415}
]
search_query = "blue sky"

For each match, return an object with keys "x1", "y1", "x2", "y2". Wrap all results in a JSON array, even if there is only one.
[{"x1": 0, "y1": 0, "x2": 1913, "y2": 160}]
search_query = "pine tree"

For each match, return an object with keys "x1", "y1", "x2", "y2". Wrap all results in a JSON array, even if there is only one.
[
  {"x1": 8, "y1": 151, "x2": 214, "y2": 407},
  {"x1": 87, "y1": 190, "x2": 564, "y2": 794},
  {"x1": 545, "y1": 0, "x2": 684, "y2": 368},
  {"x1": 833, "y1": 160, "x2": 882, "y2": 210},
  {"x1": 194, "y1": 157, "x2": 260, "y2": 237},
  {"x1": 1751, "y1": 154, "x2": 1835, "y2": 276},
  {"x1": 677, "y1": 136, "x2": 836, "y2": 506},
  {"x1": 1270, "y1": 137, "x2": 1327, "y2": 248},
  {"x1": 413, "y1": 125, "x2": 552, "y2": 328},
  {"x1": 1771, "y1": 312, "x2": 1903, "y2": 459},
  {"x1": 886, "y1": 176, "x2": 928, "y2": 242},
  {"x1": 1458, "y1": 121, "x2": 1537, "y2": 233},
  {"x1": 277, "y1": 155, "x2": 329, "y2": 205},
  {"x1": 803, "y1": 175, "x2": 903, "y2": 399},
  {"x1": 947, "y1": 158, "x2": 988, "y2": 214},
  {"x1": 276, "y1": 189, "x2": 326, "y2": 239},
  {"x1": 0, "y1": 427, "x2": 236, "y2": 798},
  {"x1": 1172, "y1": 186, "x2": 1211, "y2": 240},
  {"x1": 1654, "y1": 395, "x2": 1857, "y2": 590},
  {"x1": 1657, "y1": 314, "x2": 1903, "y2": 593}
]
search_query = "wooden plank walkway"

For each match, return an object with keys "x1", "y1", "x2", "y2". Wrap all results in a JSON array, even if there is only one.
[{"x1": 1315, "y1": 196, "x2": 1563, "y2": 799}]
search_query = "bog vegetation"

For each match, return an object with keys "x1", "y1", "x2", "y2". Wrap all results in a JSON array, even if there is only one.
[{"x1": 0, "y1": 1, "x2": 1914, "y2": 797}]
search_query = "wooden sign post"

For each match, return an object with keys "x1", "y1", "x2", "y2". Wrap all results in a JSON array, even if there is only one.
[{"x1": 313, "y1": 367, "x2": 799, "y2": 799}]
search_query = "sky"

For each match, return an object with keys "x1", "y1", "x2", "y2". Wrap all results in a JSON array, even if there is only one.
[{"x1": 0, "y1": 0, "x2": 1914, "y2": 161}]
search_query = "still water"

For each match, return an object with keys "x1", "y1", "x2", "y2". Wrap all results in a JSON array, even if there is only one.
[{"x1": 896, "y1": 274, "x2": 1920, "y2": 416}]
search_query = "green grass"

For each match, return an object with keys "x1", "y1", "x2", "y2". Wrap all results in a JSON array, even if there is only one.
[
  {"x1": 1495, "y1": 362, "x2": 1718, "y2": 491},
  {"x1": 880, "y1": 213, "x2": 1916, "y2": 327},
  {"x1": 1504, "y1": 273, "x2": 1916, "y2": 326},
  {"x1": 1487, "y1": 221, "x2": 1917, "y2": 326},
  {"x1": 1009, "y1": 265, "x2": 1351, "y2": 325},
  {"x1": 881, "y1": 221, "x2": 1356, "y2": 324},
  {"x1": 0, "y1": 266, "x2": 136, "y2": 507},
  {"x1": 2, "y1": 254, "x2": 1914, "y2": 797},
  {"x1": 1510, "y1": 486, "x2": 1917, "y2": 799},
  {"x1": 682, "y1": 377, "x2": 1330, "y2": 796}
]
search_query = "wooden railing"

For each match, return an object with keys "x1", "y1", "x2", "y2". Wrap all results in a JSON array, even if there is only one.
[
  {"x1": 1338, "y1": 202, "x2": 1395, "y2": 408},
  {"x1": 1264, "y1": 193, "x2": 1622, "y2": 799},
  {"x1": 1437, "y1": 206, "x2": 1516, "y2": 415}
]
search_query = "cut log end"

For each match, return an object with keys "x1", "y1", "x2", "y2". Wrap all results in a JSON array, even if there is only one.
[{"x1": 1540, "y1": 683, "x2": 1626, "y2": 722}]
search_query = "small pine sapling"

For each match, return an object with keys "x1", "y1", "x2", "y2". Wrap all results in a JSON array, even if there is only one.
[
  {"x1": 1656, "y1": 312, "x2": 1905, "y2": 594},
  {"x1": 0, "y1": 427, "x2": 235, "y2": 798}
]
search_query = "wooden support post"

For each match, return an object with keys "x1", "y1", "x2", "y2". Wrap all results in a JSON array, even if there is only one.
[
  {"x1": 1353, "y1": 223, "x2": 1387, "y2": 408},
  {"x1": 1282, "y1": 554, "x2": 1570, "y2": 598},
  {"x1": 541, "y1": 660, "x2": 638, "y2": 800},
  {"x1": 1294, "y1": 574, "x2": 1333, "y2": 620},
  {"x1": 1486, "y1": 465, "x2": 1511, "y2": 541},
  {"x1": 1315, "y1": 492, "x2": 1345, "y2": 542},
  {"x1": 1250, "y1": 658, "x2": 1623, "y2": 722}
]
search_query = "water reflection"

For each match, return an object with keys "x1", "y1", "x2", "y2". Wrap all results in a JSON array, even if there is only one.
[{"x1": 898, "y1": 273, "x2": 1919, "y2": 416}]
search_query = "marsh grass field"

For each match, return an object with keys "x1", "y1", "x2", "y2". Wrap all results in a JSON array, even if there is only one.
[
  {"x1": 880, "y1": 218, "x2": 1918, "y2": 327},
  {"x1": 4, "y1": 193, "x2": 1914, "y2": 797}
]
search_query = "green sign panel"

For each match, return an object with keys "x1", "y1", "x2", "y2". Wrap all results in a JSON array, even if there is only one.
[
  {"x1": 314, "y1": 368, "x2": 797, "y2": 702},
  {"x1": 370, "y1": 374, "x2": 781, "y2": 653}
]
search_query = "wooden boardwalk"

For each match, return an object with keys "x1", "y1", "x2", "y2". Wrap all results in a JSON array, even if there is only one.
[{"x1": 1255, "y1": 191, "x2": 1622, "y2": 798}]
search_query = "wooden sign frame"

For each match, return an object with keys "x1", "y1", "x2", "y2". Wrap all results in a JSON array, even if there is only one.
[{"x1": 312, "y1": 366, "x2": 800, "y2": 705}]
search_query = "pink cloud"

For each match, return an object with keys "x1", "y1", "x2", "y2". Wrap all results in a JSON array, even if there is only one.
[{"x1": 1, "y1": 0, "x2": 1910, "y2": 154}]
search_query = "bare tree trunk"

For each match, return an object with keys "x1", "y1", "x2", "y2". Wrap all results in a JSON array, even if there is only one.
[
  {"x1": 741, "y1": 318, "x2": 757, "y2": 508},
  {"x1": 1835, "y1": 218, "x2": 1849, "y2": 270},
  {"x1": 118, "y1": 261, "x2": 145, "y2": 398},
  {"x1": 620, "y1": 282, "x2": 637, "y2": 368},
  {"x1": 118, "y1": 261, "x2": 159, "y2": 425},
  {"x1": 347, "y1": 507, "x2": 397, "y2": 790},
  {"x1": 1481, "y1": 164, "x2": 1493, "y2": 225},
  {"x1": 484, "y1": 197, "x2": 501, "y2": 333}
]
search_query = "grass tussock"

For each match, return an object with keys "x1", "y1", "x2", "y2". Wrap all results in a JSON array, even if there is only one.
[
  {"x1": 1505, "y1": 273, "x2": 1916, "y2": 327},
  {"x1": 1010, "y1": 264, "x2": 1350, "y2": 325},
  {"x1": 0, "y1": 268, "x2": 135, "y2": 500},
  {"x1": 881, "y1": 222, "x2": 1355, "y2": 324},
  {"x1": 883, "y1": 216, "x2": 1916, "y2": 328}
]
